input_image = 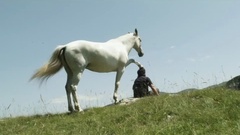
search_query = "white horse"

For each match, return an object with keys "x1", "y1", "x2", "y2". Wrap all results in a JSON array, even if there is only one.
[{"x1": 31, "y1": 29, "x2": 144, "y2": 112}]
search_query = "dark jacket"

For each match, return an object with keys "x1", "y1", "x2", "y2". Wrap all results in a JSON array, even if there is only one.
[{"x1": 132, "y1": 67, "x2": 153, "y2": 98}]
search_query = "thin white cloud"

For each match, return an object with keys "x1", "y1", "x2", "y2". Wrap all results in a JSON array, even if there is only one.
[
  {"x1": 51, "y1": 96, "x2": 66, "y2": 104},
  {"x1": 186, "y1": 55, "x2": 212, "y2": 63},
  {"x1": 186, "y1": 58, "x2": 196, "y2": 62},
  {"x1": 166, "y1": 59, "x2": 174, "y2": 64},
  {"x1": 199, "y1": 55, "x2": 212, "y2": 61},
  {"x1": 79, "y1": 95, "x2": 101, "y2": 101},
  {"x1": 51, "y1": 95, "x2": 103, "y2": 104}
]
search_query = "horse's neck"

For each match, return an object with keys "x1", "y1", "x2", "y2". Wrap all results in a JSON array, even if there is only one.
[{"x1": 116, "y1": 34, "x2": 135, "y2": 52}]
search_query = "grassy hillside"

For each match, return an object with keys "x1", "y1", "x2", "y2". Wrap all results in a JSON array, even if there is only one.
[{"x1": 1, "y1": 87, "x2": 240, "y2": 135}]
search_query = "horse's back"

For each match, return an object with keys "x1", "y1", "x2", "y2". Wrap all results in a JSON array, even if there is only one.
[
  {"x1": 63, "y1": 40, "x2": 126, "y2": 72},
  {"x1": 65, "y1": 40, "x2": 119, "y2": 55},
  {"x1": 66, "y1": 40, "x2": 99, "y2": 49}
]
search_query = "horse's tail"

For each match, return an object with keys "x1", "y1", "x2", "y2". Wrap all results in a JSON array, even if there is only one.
[{"x1": 30, "y1": 45, "x2": 66, "y2": 83}]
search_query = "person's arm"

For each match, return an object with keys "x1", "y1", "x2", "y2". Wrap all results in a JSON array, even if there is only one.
[{"x1": 150, "y1": 84, "x2": 159, "y2": 95}]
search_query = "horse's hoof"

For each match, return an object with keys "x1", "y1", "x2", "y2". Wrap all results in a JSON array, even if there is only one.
[
  {"x1": 68, "y1": 107, "x2": 74, "y2": 112},
  {"x1": 114, "y1": 99, "x2": 119, "y2": 104},
  {"x1": 75, "y1": 105, "x2": 82, "y2": 112},
  {"x1": 113, "y1": 93, "x2": 119, "y2": 101},
  {"x1": 68, "y1": 109, "x2": 80, "y2": 114},
  {"x1": 77, "y1": 108, "x2": 83, "y2": 112}
]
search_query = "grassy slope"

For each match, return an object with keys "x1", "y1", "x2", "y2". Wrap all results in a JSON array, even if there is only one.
[{"x1": 1, "y1": 87, "x2": 240, "y2": 135}]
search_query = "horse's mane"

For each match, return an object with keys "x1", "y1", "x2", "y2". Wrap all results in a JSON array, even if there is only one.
[
  {"x1": 113, "y1": 33, "x2": 134, "y2": 42},
  {"x1": 106, "y1": 33, "x2": 135, "y2": 44}
]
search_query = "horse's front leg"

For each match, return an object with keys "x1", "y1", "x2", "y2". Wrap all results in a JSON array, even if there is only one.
[
  {"x1": 125, "y1": 59, "x2": 143, "y2": 68},
  {"x1": 113, "y1": 69, "x2": 125, "y2": 103}
]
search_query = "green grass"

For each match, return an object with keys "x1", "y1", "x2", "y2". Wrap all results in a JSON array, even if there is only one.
[{"x1": 1, "y1": 87, "x2": 240, "y2": 135}]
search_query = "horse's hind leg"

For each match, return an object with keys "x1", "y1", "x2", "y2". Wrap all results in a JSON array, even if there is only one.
[
  {"x1": 66, "y1": 72, "x2": 82, "y2": 112},
  {"x1": 72, "y1": 73, "x2": 82, "y2": 111},
  {"x1": 65, "y1": 75, "x2": 74, "y2": 112}
]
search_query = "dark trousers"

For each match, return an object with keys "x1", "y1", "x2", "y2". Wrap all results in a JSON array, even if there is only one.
[{"x1": 133, "y1": 89, "x2": 149, "y2": 98}]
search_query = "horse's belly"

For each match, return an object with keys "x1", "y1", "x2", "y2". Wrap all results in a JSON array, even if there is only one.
[{"x1": 86, "y1": 60, "x2": 121, "y2": 72}]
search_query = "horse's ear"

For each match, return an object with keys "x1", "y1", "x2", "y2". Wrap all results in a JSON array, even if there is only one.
[{"x1": 134, "y1": 28, "x2": 138, "y2": 36}]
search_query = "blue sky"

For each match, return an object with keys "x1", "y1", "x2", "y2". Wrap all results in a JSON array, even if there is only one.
[{"x1": 1, "y1": 0, "x2": 240, "y2": 118}]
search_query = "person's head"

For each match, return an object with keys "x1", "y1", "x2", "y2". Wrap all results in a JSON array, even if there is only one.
[{"x1": 137, "y1": 67, "x2": 146, "y2": 77}]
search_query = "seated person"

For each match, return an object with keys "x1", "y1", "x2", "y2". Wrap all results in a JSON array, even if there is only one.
[{"x1": 132, "y1": 67, "x2": 159, "y2": 98}]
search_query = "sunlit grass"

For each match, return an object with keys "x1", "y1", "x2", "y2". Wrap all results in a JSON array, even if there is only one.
[{"x1": 1, "y1": 86, "x2": 240, "y2": 134}]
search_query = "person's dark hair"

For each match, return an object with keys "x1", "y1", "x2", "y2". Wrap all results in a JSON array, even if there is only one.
[{"x1": 137, "y1": 67, "x2": 146, "y2": 76}]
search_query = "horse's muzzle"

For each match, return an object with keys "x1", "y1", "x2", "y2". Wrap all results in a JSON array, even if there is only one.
[{"x1": 138, "y1": 52, "x2": 144, "y2": 57}]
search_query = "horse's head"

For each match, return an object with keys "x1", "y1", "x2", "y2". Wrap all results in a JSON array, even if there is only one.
[{"x1": 133, "y1": 29, "x2": 144, "y2": 57}]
